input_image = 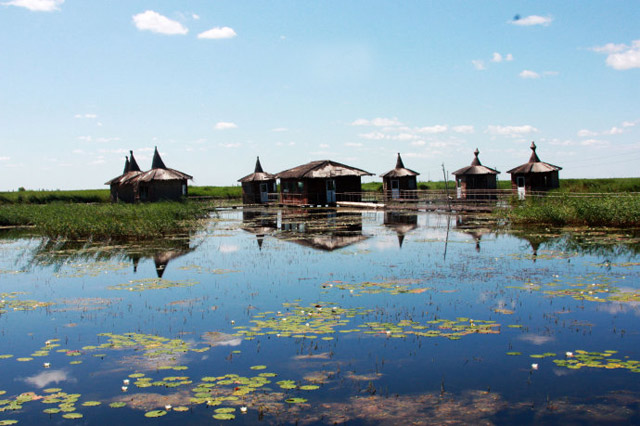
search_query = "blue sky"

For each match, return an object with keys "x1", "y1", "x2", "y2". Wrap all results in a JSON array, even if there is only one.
[{"x1": 1, "y1": 1, "x2": 638, "y2": 190}]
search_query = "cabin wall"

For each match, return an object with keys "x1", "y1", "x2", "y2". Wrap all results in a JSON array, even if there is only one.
[
  {"x1": 140, "y1": 180, "x2": 187, "y2": 202},
  {"x1": 510, "y1": 171, "x2": 559, "y2": 193},
  {"x1": 242, "y1": 180, "x2": 276, "y2": 204},
  {"x1": 279, "y1": 176, "x2": 363, "y2": 205},
  {"x1": 455, "y1": 175, "x2": 497, "y2": 199}
]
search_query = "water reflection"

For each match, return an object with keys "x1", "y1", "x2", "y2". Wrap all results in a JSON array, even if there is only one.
[
  {"x1": 241, "y1": 209, "x2": 278, "y2": 250},
  {"x1": 455, "y1": 215, "x2": 493, "y2": 252},
  {"x1": 22, "y1": 369, "x2": 74, "y2": 388},
  {"x1": 384, "y1": 211, "x2": 418, "y2": 248}
]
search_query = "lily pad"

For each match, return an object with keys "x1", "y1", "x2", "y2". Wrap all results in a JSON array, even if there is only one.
[{"x1": 144, "y1": 410, "x2": 167, "y2": 418}]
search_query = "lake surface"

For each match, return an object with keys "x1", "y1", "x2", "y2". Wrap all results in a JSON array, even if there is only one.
[{"x1": 1, "y1": 208, "x2": 639, "y2": 425}]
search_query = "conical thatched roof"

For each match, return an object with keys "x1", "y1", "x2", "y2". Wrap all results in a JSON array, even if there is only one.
[
  {"x1": 380, "y1": 153, "x2": 420, "y2": 178},
  {"x1": 277, "y1": 160, "x2": 373, "y2": 179},
  {"x1": 238, "y1": 156, "x2": 276, "y2": 183},
  {"x1": 131, "y1": 147, "x2": 193, "y2": 183},
  {"x1": 452, "y1": 149, "x2": 499, "y2": 176},
  {"x1": 506, "y1": 142, "x2": 562, "y2": 174},
  {"x1": 105, "y1": 151, "x2": 142, "y2": 185}
]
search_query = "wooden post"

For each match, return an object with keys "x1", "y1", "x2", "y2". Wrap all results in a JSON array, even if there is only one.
[{"x1": 442, "y1": 163, "x2": 451, "y2": 212}]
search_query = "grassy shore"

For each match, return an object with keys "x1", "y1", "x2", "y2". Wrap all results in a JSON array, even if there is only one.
[
  {"x1": 502, "y1": 194, "x2": 640, "y2": 227},
  {"x1": 0, "y1": 202, "x2": 208, "y2": 240}
]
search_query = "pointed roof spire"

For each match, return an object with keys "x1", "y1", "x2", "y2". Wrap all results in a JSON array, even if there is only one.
[
  {"x1": 129, "y1": 151, "x2": 141, "y2": 172},
  {"x1": 122, "y1": 156, "x2": 130, "y2": 174},
  {"x1": 395, "y1": 153, "x2": 405, "y2": 169},
  {"x1": 528, "y1": 141, "x2": 540, "y2": 163},
  {"x1": 471, "y1": 148, "x2": 481, "y2": 166},
  {"x1": 255, "y1": 156, "x2": 264, "y2": 173},
  {"x1": 151, "y1": 146, "x2": 167, "y2": 169}
]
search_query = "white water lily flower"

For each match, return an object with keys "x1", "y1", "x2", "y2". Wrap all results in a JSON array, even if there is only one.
[
  {"x1": 165, "y1": 404, "x2": 172, "y2": 411},
  {"x1": 121, "y1": 386, "x2": 128, "y2": 392},
  {"x1": 240, "y1": 406, "x2": 248, "y2": 413},
  {"x1": 43, "y1": 362, "x2": 50, "y2": 368},
  {"x1": 566, "y1": 352, "x2": 574, "y2": 357},
  {"x1": 123, "y1": 379, "x2": 130, "y2": 385},
  {"x1": 531, "y1": 363, "x2": 539, "y2": 370}
]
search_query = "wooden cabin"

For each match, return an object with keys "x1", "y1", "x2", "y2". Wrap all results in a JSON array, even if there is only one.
[
  {"x1": 506, "y1": 142, "x2": 561, "y2": 198},
  {"x1": 237, "y1": 157, "x2": 277, "y2": 204},
  {"x1": 276, "y1": 160, "x2": 373, "y2": 206},
  {"x1": 451, "y1": 148, "x2": 499, "y2": 199},
  {"x1": 380, "y1": 153, "x2": 419, "y2": 201},
  {"x1": 130, "y1": 147, "x2": 193, "y2": 202},
  {"x1": 105, "y1": 151, "x2": 142, "y2": 203}
]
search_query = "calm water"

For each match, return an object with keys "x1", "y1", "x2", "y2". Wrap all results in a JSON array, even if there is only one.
[{"x1": 1, "y1": 208, "x2": 639, "y2": 425}]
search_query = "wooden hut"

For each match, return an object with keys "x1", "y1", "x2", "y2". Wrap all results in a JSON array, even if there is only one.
[
  {"x1": 276, "y1": 160, "x2": 373, "y2": 206},
  {"x1": 451, "y1": 148, "x2": 499, "y2": 199},
  {"x1": 380, "y1": 153, "x2": 419, "y2": 201},
  {"x1": 129, "y1": 147, "x2": 193, "y2": 202},
  {"x1": 105, "y1": 151, "x2": 142, "y2": 203},
  {"x1": 506, "y1": 142, "x2": 561, "y2": 198},
  {"x1": 237, "y1": 157, "x2": 277, "y2": 204}
]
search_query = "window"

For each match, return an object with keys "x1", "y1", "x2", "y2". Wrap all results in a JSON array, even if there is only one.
[{"x1": 297, "y1": 181, "x2": 304, "y2": 192}]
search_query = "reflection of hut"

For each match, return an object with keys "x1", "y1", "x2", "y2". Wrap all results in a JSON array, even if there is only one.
[
  {"x1": 238, "y1": 157, "x2": 277, "y2": 205},
  {"x1": 384, "y1": 211, "x2": 418, "y2": 248},
  {"x1": 507, "y1": 142, "x2": 561, "y2": 196},
  {"x1": 242, "y1": 209, "x2": 278, "y2": 250},
  {"x1": 276, "y1": 160, "x2": 373, "y2": 206},
  {"x1": 455, "y1": 216, "x2": 493, "y2": 252},
  {"x1": 277, "y1": 210, "x2": 368, "y2": 251},
  {"x1": 105, "y1": 151, "x2": 142, "y2": 203},
  {"x1": 452, "y1": 149, "x2": 499, "y2": 199},
  {"x1": 131, "y1": 147, "x2": 193, "y2": 202},
  {"x1": 380, "y1": 153, "x2": 419, "y2": 201}
]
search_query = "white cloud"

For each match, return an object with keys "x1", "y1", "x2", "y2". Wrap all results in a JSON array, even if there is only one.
[
  {"x1": 577, "y1": 129, "x2": 597, "y2": 137},
  {"x1": 132, "y1": 10, "x2": 188, "y2": 35},
  {"x1": 351, "y1": 117, "x2": 402, "y2": 127},
  {"x1": 581, "y1": 139, "x2": 609, "y2": 147},
  {"x1": 215, "y1": 121, "x2": 237, "y2": 130},
  {"x1": 319, "y1": 144, "x2": 330, "y2": 148},
  {"x1": 487, "y1": 125, "x2": 539, "y2": 137},
  {"x1": 392, "y1": 133, "x2": 419, "y2": 141},
  {"x1": 3, "y1": 0, "x2": 62, "y2": 11},
  {"x1": 491, "y1": 52, "x2": 503, "y2": 63},
  {"x1": 472, "y1": 59, "x2": 486, "y2": 70},
  {"x1": 410, "y1": 140, "x2": 426, "y2": 146},
  {"x1": 0, "y1": 156, "x2": 10, "y2": 161},
  {"x1": 74, "y1": 113, "x2": 97, "y2": 119},
  {"x1": 510, "y1": 15, "x2": 553, "y2": 27},
  {"x1": 452, "y1": 125, "x2": 474, "y2": 134},
  {"x1": 606, "y1": 126, "x2": 624, "y2": 135},
  {"x1": 519, "y1": 70, "x2": 540, "y2": 79},
  {"x1": 192, "y1": 13, "x2": 200, "y2": 20},
  {"x1": 345, "y1": 142, "x2": 363, "y2": 147},
  {"x1": 359, "y1": 131, "x2": 385, "y2": 140},
  {"x1": 219, "y1": 143, "x2": 241, "y2": 148},
  {"x1": 417, "y1": 125, "x2": 447, "y2": 134},
  {"x1": 543, "y1": 71, "x2": 559, "y2": 76},
  {"x1": 622, "y1": 121, "x2": 637, "y2": 128},
  {"x1": 23, "y1": 370, "x2": 72, "y2": 388},
  {"x1": 505, "y1": 53, "x2": 514, "y2": 61},
  {"x1": 219, "y1": 245, "x2": 239, "y2": 253},
  {"x1": 591, "y1": 40, "x2": 640, "y2": 70},
  {"x1": 198, "y1": 26, "x2": 237, "y2": 40}
]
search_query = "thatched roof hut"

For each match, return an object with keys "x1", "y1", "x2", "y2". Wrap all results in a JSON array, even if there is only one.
[
  {"x1": 238, "y1": 157, "x2": 277, "y2": 204},
  {"x1": 380, "y1": 153, "x2": 419, "y2": 200},
  {"x1": 105, "y1": 151, "x2": 142, "y2": 203},
  {"x1": 507, "y1": 142, "x2": 561, "y2": 195},
  {"x1": 452, "y1": 149, "x2": 499, "y2": 199},
  {"x1": 128, "y1": 147, "x2": 193, "y2": 202},
  {"x1": 276, "y1": 160, "x2": 373, "y2": 206}
]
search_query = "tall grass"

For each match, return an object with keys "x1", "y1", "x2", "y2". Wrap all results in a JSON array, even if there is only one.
[
  {"x1": 188, "y1": 186, "x2": 242, "y2": 199},
  {"x1": 0, "y1": 189, "x2": 111, "y2": 204},
  {"x1": 0, "y1": 202, "x2": 208, "y2": 240},
  {"x1": 503, "y1": 195, "x2": 640, "y2": 227}
]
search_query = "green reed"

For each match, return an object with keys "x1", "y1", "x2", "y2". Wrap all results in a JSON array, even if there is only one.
[
  {"x1": 503, "y1": 194, "x2": 640, "y2": 227},
  {"x1": 0, "y1": 202, "x2": 208, "y2": 240}
]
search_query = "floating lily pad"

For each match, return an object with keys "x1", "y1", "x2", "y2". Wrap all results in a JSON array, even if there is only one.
[
  {"x1": 109, "y1": 402, "x2": 127, "y2": 408},
  {"x1": 212, "y1": 413, "x2": 235, "y2": 420},
  {"x1": 144, "y1": 410, "x2": 167, "y2": 418},
  {"x1": 285, "y1": 398, "x2": 307, "y2": 404},
  {"x1": 82, "y1": 401, "x2": 101, "y2": 406},
  {"x1": 62, "y1": 413, "x2": 83, "y2": 419}
]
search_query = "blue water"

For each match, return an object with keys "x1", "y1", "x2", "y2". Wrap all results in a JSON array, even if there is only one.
[{"x1": 0, "y1": 208, "x2": 639, "y2": 424}]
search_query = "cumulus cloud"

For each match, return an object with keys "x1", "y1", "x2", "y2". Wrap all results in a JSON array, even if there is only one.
[
  {"x1": 605, "y1": 126, "x2": 624, "y2": 135},
  {"x1": 510, "y1": 15, "x2": 553, "y2": 26},
  {"x1": 198, "y1": 26, "x2": 237, "y2": 40},
  {"x1": 410, "y1": 140, "x2": 426, "y2": 146},
  {"x1": 132, "y1": 10, "x2": 188, "y2": 35},
  {"x1": 215, "y1": 121, "x2": 237, "y2": 130},
  {"x1": 452, "y1": 125, "x2": 474, "y2": 134},
  {"x1": 622, "y1": 121, "x2": 637, "y2": 128},
  {"x1": 577, "y1": 129, "x2": 597, "y2": 137},
  {"x1": 359, "y1": 131, "x2": 385, "y2": 140},
  {"x1": 591, "y1": 40, "x2": 640, "y2": 70},
  {"x1": 472, "y1": 59, "x2": 486, "y2": 70},
  {"x1": 519, "y1": 70, "x2": 540, "y2": 79},
  {"x1": 487, "y1": 125, "x2": 538, "y2": 137},
  {"x1": 417, "y1": 125, "x2": 447, "y2": 134},
  {"x1": 3, "y1": 0, "x2": 62, "y2": 11},
  {"x1": 351, "y1": 117, "x2": 402, "y2": 127}
]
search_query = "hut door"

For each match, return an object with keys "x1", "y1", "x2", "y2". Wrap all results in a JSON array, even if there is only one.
[
  {"x1": 391, "y1": 180, "x2": 400, "y2": 199},
  {"x1": 326, "y1": 179, "x2": 336, "y2": 204},
  {"x1": 516, "y1": 176, "x2": 526, "y2": 200},
  {"x1": 259, "y1": 183, "x2": 269, "y2": 203}
]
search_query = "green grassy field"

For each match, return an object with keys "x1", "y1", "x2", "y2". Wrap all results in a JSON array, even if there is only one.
[{"x1": 0, "y1": 202, "x2": 208, "y2": 240}]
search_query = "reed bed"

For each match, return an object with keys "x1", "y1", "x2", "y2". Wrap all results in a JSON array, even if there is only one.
[
  {"x1": 0, "y1": 202, "x2": 208, "y2": 240},
  {"x1": 503, "y1": 194, "x2": 640, "y2": 227}
]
